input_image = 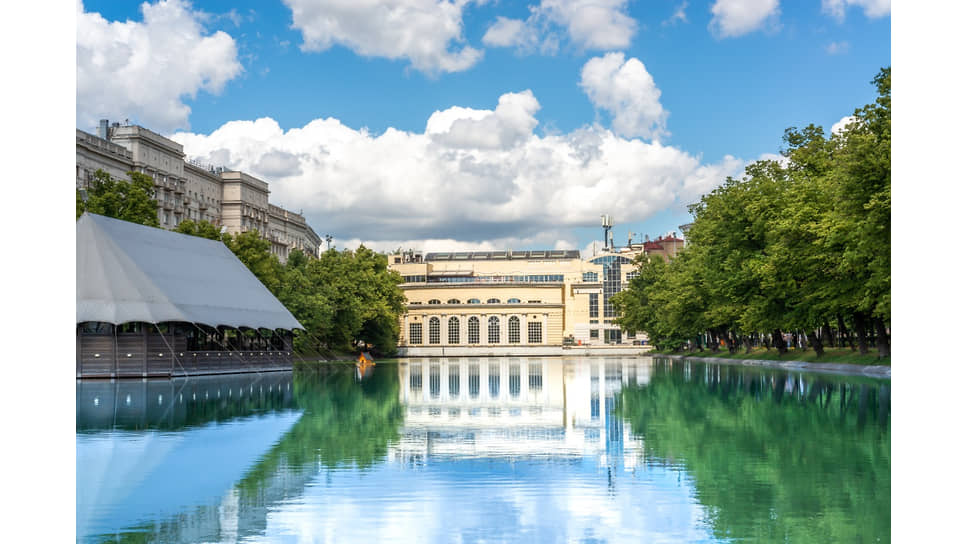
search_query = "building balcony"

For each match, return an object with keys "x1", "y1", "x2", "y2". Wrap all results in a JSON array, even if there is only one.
[{"x1": 161, "y1": 201, "x2": 174, "y2": 210}]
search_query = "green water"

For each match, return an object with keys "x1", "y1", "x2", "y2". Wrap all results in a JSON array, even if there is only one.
[{"x1": 76, "y1": 357, "x2": 889, "y2": 543}]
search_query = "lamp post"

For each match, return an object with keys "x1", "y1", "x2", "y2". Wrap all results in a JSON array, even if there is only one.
[{"x1": 325, "y1": 234, "x2": 333, "y2": 251}]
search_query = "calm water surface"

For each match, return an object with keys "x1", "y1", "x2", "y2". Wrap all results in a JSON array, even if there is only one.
[{"x1": 76, "y1": 357, "x2": 890, "y2": 543}]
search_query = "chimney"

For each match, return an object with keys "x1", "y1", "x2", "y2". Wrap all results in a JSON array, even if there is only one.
[{"x1": 97, "y1": 119, "x2": 109, "y2": 140}]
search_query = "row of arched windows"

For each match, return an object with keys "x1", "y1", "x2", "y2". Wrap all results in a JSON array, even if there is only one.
[
  {"x1": 412, "y1": 316, "x2": 542, "y2": 345},
  {"x1": 425, "y1": 298, "x2": 527, "y2": 305}
]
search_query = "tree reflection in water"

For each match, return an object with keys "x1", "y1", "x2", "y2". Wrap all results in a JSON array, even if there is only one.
[{"x1": 618, "y1": 359, "x2": 890, "y2": 544}]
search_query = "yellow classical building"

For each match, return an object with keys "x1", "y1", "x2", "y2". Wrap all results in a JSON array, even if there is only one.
[{"x1": 388, "y1": 237, "x2": 683, "y2": 355}]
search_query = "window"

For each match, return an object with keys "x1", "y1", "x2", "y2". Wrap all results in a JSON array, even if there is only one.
[
  {"x1": 528, "y1": 322, "x2": 543, "y2": 344},
  {"x1": 429, "y1": 363, "x2": 440, "y2": 398},
  {"x1": 410, "y1": 363, "x2": 422, "y2": 391},
  {"x1": 467, "y1": 298, "x2": 481, "y2": 304},
  {"x1": 428, "y1": 299, "x2": 441, "y2": 305},
  {"x1": 429, "y1": 317, "x2": 440, "y2": 344},
  {"x1": 583, "y1": 271, "x2": 599, "y2": 282},
  {"x1": 409, "y1": 322, "x2": 422, "y2": 344},
  {"x1": 447, "y1": 298, "x2": 461, "y2": 304},
  {"x1": 528, "y1": 300, "x2": 541, "y2": 304},
  {"x1": 590, "y1": 329, "x2": 599, "y2": 339},
  {"x1": 508, "y1": 316, "x2": 521, "y2": 343},
  {"x1": 529, "y1": 362, "x2": 543, "y2": 391},
  {"x1": 488, "y1": 316, "x2": 500, "y2": 343},
  {"x1": 447, "y1": 364, "x2": 460, "y2": 398},
  {"x1": 507, "y1": 298, "x2": 521, "y2": 304},
  {"x1": 628, "y1": 330, "x2": 636, "y2": 338},
  {"x1": 489, "y1": 362, "x2": 500, "y2": 398},
  {"x1": 448, "y1": 317, "x2": 460, "y2": 344},
  {"x1": 626, "y1": 271, "x2": 640, "y2": 281},
  {"x1": 468, "y1": 317, "x2": 480, "y2": 344},
  {"x1": 468, "y1": 363, "x2": 480, "y2": 398},
  {"x1": 486, "y1": 298, "x2": 500, "y2": 304},
  {"x1": 509, "y1": 364, "x2": 521, "y2": 399},
  {"x1": 589, "y1": 293, "x2": 599, "y2": 318}
]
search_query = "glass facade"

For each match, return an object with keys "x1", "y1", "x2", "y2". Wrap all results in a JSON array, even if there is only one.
[{"x1": 590, "y1": 255, "x2": 632, "y2": 319}]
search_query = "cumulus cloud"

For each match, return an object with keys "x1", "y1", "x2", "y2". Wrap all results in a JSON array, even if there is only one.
[
  {"x1": 708, "y1": 0, "x2": 780, "y2": 38},
  {"x1": 580, "y1": 53, "x2": 668, "y2": 141},
  {"x1": 483, "y1": 0, "x2": 636, "y2": 55},
  {"x1": 76, "y1": 0, "x2": 242, "y2": 133},
  {"x1": 822, "y1": 0, "x2": 891, "y2": 21},
  {"x1": 831, "y1": 115, "x2": 858, "y2": 135},
  {"x1": 282, "y1": 0, "x2": 482, "y2": 75},
  {"x1": 171, "y1": 91, "x2": 744, "y2": 250}
]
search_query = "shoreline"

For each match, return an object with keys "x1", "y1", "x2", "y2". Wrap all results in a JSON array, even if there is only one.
[{"x1": 654, "y1": 353, "x2": 891, "y2": 379}]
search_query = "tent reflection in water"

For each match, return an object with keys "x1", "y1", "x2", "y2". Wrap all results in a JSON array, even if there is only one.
[{"x1": 76, "y1": 213, "x2": 303, "y2": 378}]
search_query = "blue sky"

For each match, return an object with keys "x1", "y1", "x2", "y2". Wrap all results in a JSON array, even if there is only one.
[{"x1": 76, "y1": 0, "x2": 890, "y2": 253}]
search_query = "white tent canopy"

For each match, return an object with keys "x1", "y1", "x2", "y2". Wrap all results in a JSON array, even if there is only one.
[{"x1": 76, "y1": 213, "x2": 302, "y2": 330}]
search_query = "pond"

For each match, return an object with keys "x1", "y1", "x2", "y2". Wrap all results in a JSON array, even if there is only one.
[{"x1": 76, "y1": 356, "x2": 890, "y2": 543}]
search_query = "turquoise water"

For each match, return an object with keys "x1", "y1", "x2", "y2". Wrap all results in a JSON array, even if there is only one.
[{"x1": 76, "y1": 357, "x2": 890, "y2": 543}]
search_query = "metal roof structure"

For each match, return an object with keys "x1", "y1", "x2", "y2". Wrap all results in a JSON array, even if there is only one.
[{"x1": 76, "y1": 213, "x2": 302, "y2": 330}]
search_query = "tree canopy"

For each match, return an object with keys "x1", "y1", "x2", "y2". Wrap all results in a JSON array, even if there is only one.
[
  {"x1": 611, "y1": 68, "x2": 890, "y2": 357},
  {"x1": 76, "y1": 169, "x2": 159, "y2": 227}
]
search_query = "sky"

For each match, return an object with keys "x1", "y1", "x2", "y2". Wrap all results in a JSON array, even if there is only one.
[{"x1": 75, "y1": 0, "x2": 890, "y2": 254}]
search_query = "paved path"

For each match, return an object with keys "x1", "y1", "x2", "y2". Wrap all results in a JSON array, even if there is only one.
[{"x1": 658, "y1": 353, "x2": 891, "y2": 379}]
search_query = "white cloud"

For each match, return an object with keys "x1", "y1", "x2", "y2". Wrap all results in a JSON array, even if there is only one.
[
  {"x1": 708, "y1": 0, "x2": 780, "y2": 38},
  {"x1": 76, "y1": 0, "x2": 242, "y2": 133},
  {"x1": 282, "y1": 0, "x2": 482, "y2": 75},
  {"x1": 822, "y1": 0, "x2": 891, "y2": 21},
  {"x1": 825, "y1": 40, "x2": 849, "y2": 54},
  {"x1": 663, "y1": 2, "x2": 689, "y2": 27},
  {"x1": 580, "y1": 53, "x2": 668, "y2": 141},
  {"x1": 831, "y1": 115, "x2": 858, "y2": 135},
  {"x1": 171, "y1": 91, "x2": 744, "y2": 249},
  {"x1": 483, "y1": 0, "x2": 635, "y2": 54}
]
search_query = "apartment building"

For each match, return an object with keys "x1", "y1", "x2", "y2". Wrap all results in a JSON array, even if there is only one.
[{"x1": 76, "y1": 120, "x2": 321, "y2": 260}]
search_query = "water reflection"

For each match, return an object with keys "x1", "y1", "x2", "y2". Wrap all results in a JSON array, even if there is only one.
[
  {"x1": 76, "y1": 357, "x2": 890, "y2": 543},
  {"x1": 619, "y1": 358, "x2": 891, "y2": 543}
]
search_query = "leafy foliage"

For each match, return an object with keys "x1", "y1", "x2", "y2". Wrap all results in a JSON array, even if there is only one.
[
  {"x1": 614, "y1": 68, "x2": 890, "y2": 356},
  {"x1": 77, "y1": 169, "x2": 159, "y2": 227}
]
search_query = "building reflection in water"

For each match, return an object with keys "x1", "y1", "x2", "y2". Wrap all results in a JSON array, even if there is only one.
[{"x1": 394, "y1": 357, "x2": 651, "y2": 470}]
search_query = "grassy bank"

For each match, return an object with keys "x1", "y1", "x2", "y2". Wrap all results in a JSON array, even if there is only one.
[{"x1": 650, "y1": 347, "x2": 890, "y2": 366}]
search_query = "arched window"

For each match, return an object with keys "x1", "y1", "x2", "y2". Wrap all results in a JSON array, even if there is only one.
[
  {"x1": 507, "y1": 298, "x2": 521, "y2": 304},
  {"x1": 447, "y1": 298, "x2": 461, "y2": 304},
  {"x1": 428, "y1": 299, "x2": 441, "y2": 305},
  {"x1": 508, "y1": 316, "x2": 521, "y2": 343},
  {"x1": 468, "y1": 317, "x2": 480, "y2": 344},
  {"x1": 488, "y1": 316, "x2": 500, "y2": 343},
  {"x1": 429, "y1": 317, "x2": 440, "y2": 344},
  {"x1": 486, "y1": 298, "x2": 500, "y2": 304},
  {"x1": 467, "y1": 298, "x2": 481, "y2": 304},
  {"x1": 448, "y1": 316, "x2": 460, "y2": 344}
]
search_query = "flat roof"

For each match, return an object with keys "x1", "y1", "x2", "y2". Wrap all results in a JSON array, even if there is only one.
[{"x1": 425, "y1": 250, "x2": 580, "y2": 261}]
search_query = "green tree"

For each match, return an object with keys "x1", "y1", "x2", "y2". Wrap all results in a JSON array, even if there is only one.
[
  {"x1": 174, "y1": 219, "x2": 224, "y2": 241},
  {"x1": 223, "y1": 229, "x2": 284, "y2": 295},
  {"x1": 77, "y1": 169, "x2": 159, "y2": 227}
]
